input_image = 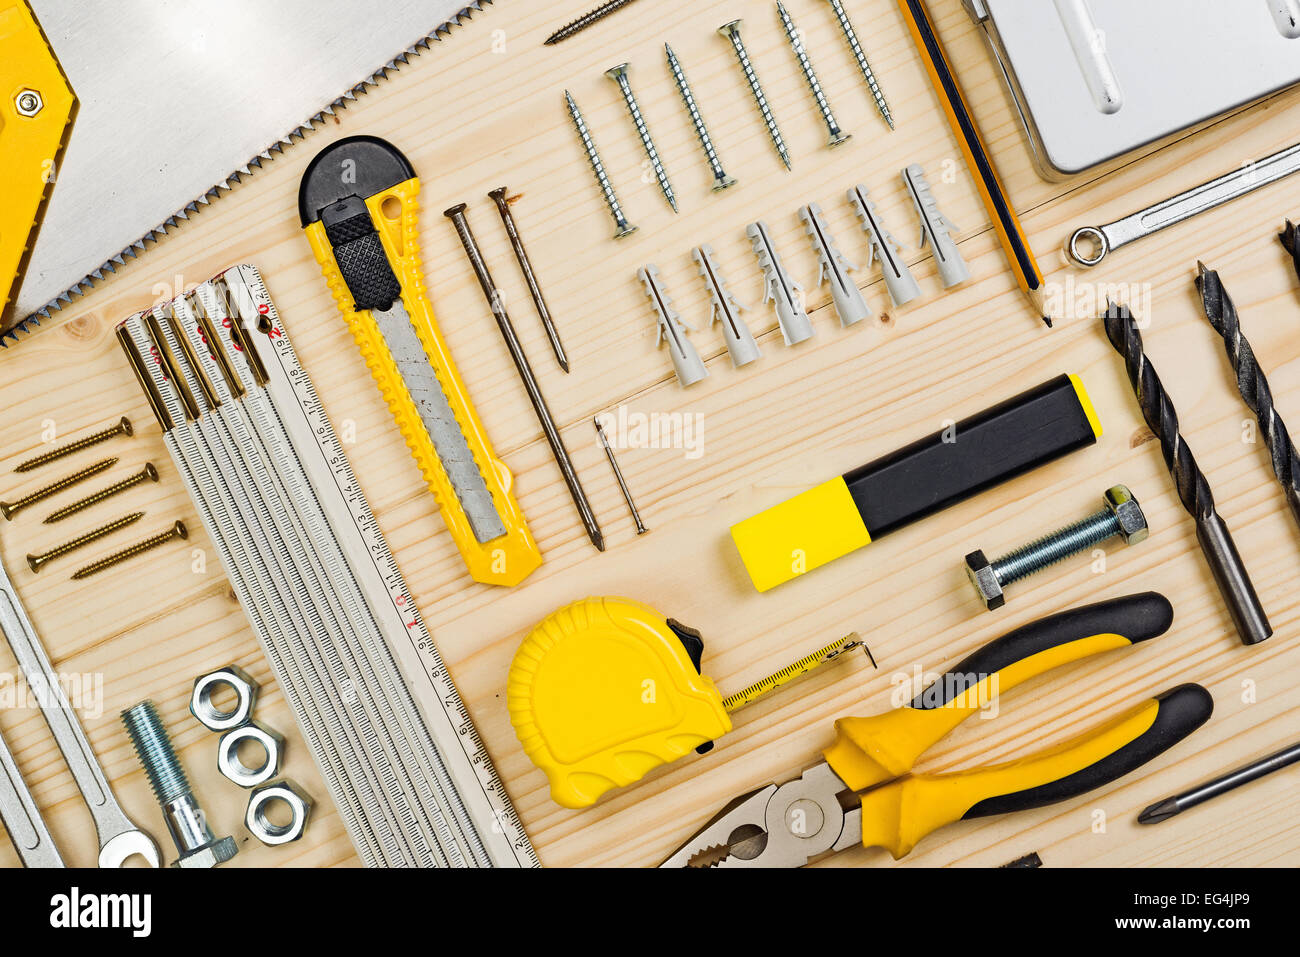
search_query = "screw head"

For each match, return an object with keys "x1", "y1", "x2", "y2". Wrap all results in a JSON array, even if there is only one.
[
  {"x1": 1103, "y1": 485, "x2": 1149, "y2": 545},
  {"x1": 15, "y1": 89, "x2": 43, "y2": 117},
  {"x1": 173, "y1": 520, "x2": 189, "y2": 540},
  {"x1": 719, "y1": 19, "x2": 743, "y2": 36},
  {"x1": 143, "y1": 462, "x2": 160, "y2": 482},
  {"x1": 965, "y1": 549, "x2": 1005, "y2": 610},
  {"x1": 605, "y1": 62, "x2": 630, "y2": 81}
]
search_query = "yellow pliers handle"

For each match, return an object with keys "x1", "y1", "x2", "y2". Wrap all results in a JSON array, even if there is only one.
[
  {"x1": 300, "y1": 136, "x2": 541, "y2": 586},
  {"x1": 827, "y1": 593, "x2": 1212, "y2": 858}
]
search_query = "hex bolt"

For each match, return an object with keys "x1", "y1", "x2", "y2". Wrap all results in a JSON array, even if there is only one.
[
  {"x1": 565, "y1": 90, "x2": 638, "y2": 239},
  {"x1": 965, "y1": 486, "x2": 1150, "y2": 610},
  {"x1": 70, "y1": 519, "x2": 187, "y2": 580},
  {"x1": 44, "y1": 461, "x2": 161, "y2": 524},
  {"x1": 15, "y1": 89, "x2": 43, "y2": 117},
  {"x1": 665, "y1": 44, "x2": 736, "y2": 192},
  {"x1": 719, "y1": 19, "x2": 792, "y2": 170},
  {"x1": 0, "y1": 457, "x2": 119, "y2": 520},
  {"x1": 121, "y1": 701, "x2": 237, "y2": 868},
  {"x1": 606, "y1": 62, "x2": 678, "y2": 212},
  {"x1": 14, "y1": 417, "x2": 133, "y2": 473},
  {"x1": 27, "y1": 511, "x2": 145, "y2": 573},
  {"x1": 777, "y1": 1, "x2": 851, "y2": 148}
]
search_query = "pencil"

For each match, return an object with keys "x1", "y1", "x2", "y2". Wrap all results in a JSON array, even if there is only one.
[{"x1": 897, "y1": 0, "x2": 1052, "y2": 327}]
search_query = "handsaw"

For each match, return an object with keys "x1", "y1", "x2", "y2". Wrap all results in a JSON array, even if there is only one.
[{"x1": 4, "y1": 0, "x2": 492, "y2": 342}]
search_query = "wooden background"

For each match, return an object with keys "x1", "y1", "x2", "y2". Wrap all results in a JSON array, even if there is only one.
[{"x1": 2, "y1": 0, "x2": 1298, "y2": 869}]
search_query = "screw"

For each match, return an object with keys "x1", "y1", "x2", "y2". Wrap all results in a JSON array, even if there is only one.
[
  {"x1": 823, "y1": 0, "x2": 894, "y2": 130},
  {"x1": 777, "y1": 2, "x2": 851, "y2": 148},
  {"x1": 488, "y1": 188, "x2": 570, "y2": 373},
  {"x1": 70, "y1": 520, "x2": 188, "y2": 581},
  {"x1": 27, "y1": 512, "x2": 145, "y2": 573},
  {"x1": 43, "y1": 462, "x2": 160, "y2": 524},
  {"x1": 594, "y1": 416, "x2": 648, "y2": 535},
  {"x1": 15, "y1": 89, "x2": 42, "y2": 117},
  {"x1": 719, "y1": 19, "x2": 792, "y2": 170},
  {"x1": 0, "y1": 457, "x2": 119, "y2": 521},
  {"x1": 565, "y1": 90, "x2": 638, "y2": 240},
  {"x1": 606, "y1": 63, "x2": 678, "y2": 213},
  {"x1": 15, "y1": 417, "x2": 134, "y2": 473},
  {"x1": 965, "y1": 486, "x2": 1150, "y2": 610},
  {"x1": 544, "y1": 0, "x2": 641, "y2": 45},
  {"x1": 121, "y1": 701, "x2": 237, "y2": 868},
  {"x1": 665, "y1": 44, "x2": 736, "y2": 193}
]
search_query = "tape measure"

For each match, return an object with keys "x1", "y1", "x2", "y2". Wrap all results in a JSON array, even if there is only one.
[{"x1": 507, "y1": 597, "x2": 863, "y2": 809}]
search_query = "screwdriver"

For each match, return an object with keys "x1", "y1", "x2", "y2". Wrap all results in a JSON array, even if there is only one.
[{"x1": 1139, "y1": 740, "x2": 1300, "y2": 824}]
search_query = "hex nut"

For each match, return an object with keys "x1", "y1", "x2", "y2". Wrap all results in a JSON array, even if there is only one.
[
  {"x1": 246, "y1": 779, "x2": 313, "y2": 846},
  {"x1": 965, "y1": 549, "x2": 1005, "y2": 610},
  {"x1": 15, "y1": 89, "x2": 43, "y2": 117},
  {"x1": 218, "y1": 721, "x2": 284, "y2": 788},
  {"x1": 175, "y1": 835, "x2": 238, "y2": 869},
  {"x1": 1104, "y1": 485, "x2": 1149, "y2": 545},
  {"x1": 190, "y1": 665, "x2": 259, "y2": 732}
]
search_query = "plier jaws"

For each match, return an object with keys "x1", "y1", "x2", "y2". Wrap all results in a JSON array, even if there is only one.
[{"x1": 661, "y1": 761, "x2": 858, "y2": 868}]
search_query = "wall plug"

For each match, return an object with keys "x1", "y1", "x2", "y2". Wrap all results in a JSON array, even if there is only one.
[
  {"x1": 693, "y1": 245, "x2": 761, "y2": 368},
  {"x1": 747, "y1": 221, "x2": 813, "y2": 346},
  {"x1": 847, "y1": 184, "x2": 921, "y2": 308},
  {"x1": 902, "y1": 163, "x2": 970, "y2": 288},
  {"x1": 799, "y1": 202, "x2": 871, "y2": 327},
  {"x1": 637, "y1": 265, "x2": 708, "y2": 388}
]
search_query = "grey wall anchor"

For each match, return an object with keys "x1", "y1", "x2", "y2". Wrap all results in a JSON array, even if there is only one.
[
  {"x1": 693, "y1": 245, "x2": 761, "y2": 368},
  {"x1": 800, "y1": 202, "x2": 871, "y2": 327},
  {"x1": 747, "y1": 220, "x2": 813, "y2": 345},
  {"x1": 638, "y1": 265, "x2": 708, "y2": 388},
  {"x1": 903, "y1": 164, "x2": 970, "y2": 288},
  {"x1": 847, "y1": 184, "x2": 921, "y2": 307}
]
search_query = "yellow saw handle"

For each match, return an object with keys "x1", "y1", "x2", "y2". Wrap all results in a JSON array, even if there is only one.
[{"x1": 301, "y1": 137, "x2": 540, "y2": 586}]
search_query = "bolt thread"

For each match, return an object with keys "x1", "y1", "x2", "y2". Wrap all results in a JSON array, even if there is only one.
[
  {"x1": 70, "y1": 522, "x2": 184, "y2": 580},
  {"x1": 3, "y1": 457, "x2": 119, "y2": 517},
  {"x1": 122, "y1": 701, "x2": 191, "y2": 805},
  {"x1": 44, "y1": 464, "x2": 155, "y2": 524},
  {"x1": 828, "y1": 0, "x2": 893, "y2": 127},
  {"x1": 610, "y1": 73, "x2": 675, "y2": 207},
  {"x1": 666, "y1": 47, "x2": 727, "y2": 181},
  {"x1": 566, "y1": 94, "x2": 629, "y2": 225},
  {"x1": 780, "y1": 10, "x2": 833, "y2": 119},
  {"x1": 726, "y1": 30, "x2": 789, "y2": 164},
  {"x1": 30, "y1": 512, "x2": 144, "y2": 570},
  {"x1": 993, "y1": 511, "x2": 1120, "y2": 586},
  {"x1": 15, "y1": 418, "x2": 132, "y2": 473}
]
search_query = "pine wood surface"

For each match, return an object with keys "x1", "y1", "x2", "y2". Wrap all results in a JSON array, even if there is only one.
[{"x1": 1, "y1": 0, "x2": 1298, "y2": 869}]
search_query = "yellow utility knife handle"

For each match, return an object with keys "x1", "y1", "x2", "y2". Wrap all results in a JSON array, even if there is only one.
[
  {"x1": 826, "y1": 593, "x2": 1175, "y2": 792},
  {"x1": 304, "y1": 175, "x2": 541, "y2": 587},
  {"x1": 856, "y1": 683, "x2": 1213, "y2": 858}
]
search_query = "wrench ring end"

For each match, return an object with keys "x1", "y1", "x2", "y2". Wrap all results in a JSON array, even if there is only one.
[{"x1": 1068, "y1": 226, "x2": 1108, "y2": 267}]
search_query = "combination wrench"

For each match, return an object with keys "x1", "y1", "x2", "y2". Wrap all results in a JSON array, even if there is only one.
[
  {"x1": 0, "y1": 725, "x2": 64, "y2": 867},
  {"x1": 1068, "y1": 142, "x2": 1300, "y2": 267},
  {"x1": 0, "y1": 554, "x2": 159, "y2": 867}
]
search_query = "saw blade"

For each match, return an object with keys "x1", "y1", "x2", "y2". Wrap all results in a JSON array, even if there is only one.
[{"x1": 9, "y1": 0, "x2": 491, "y2": 337}]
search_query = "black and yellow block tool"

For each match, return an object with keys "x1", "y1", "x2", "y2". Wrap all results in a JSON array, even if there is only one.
[
  {"x1": 507, "y1": 597, "x2": 866, "y2": 809},
  {"x1": 300, "y1": 136, "x2": 541, "y2": 587},
  {"x1": 662, "y1": 593, "x2": 1213, "y2": 867},
  {"x1": 0, "y1": 0, "x2": 76, "y2": 340},
  {"x1": 731, "y1": 374, "x2": 1102, "y2": 592}
]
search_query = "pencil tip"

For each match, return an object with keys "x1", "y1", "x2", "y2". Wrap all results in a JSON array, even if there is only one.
[{"x1": 1042, "y1": 315, "x2": 1053, "y2": 328}]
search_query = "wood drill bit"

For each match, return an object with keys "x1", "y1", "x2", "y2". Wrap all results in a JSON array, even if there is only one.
[
  {"x1": 1281, "y1": 220, "x2": 1300, "y2": 286},
  {"x1": 1197, "y1": 263, "x2": 1300, "y2": 532},
  {"x1": 1102, "y1": 301, "x2": 1272, "y2": 646}
]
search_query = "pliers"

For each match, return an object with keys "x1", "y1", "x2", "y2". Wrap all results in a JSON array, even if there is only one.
[{"x1": 662, "y1": 593, "x2": 1212, "y2": 867}]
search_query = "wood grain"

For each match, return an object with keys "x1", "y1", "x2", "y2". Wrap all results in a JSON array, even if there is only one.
[{"x1": 1, "y1": 0, "x2": 1298, "y2": 869}]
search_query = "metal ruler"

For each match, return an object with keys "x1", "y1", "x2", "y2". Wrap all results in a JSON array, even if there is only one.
[{"x1": 116, "y1": 264, "x2": 537, "y2": 868}]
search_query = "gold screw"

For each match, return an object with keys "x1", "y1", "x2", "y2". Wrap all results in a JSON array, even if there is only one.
[
  {"x1": 70, "y1": 521, "x2": 188, "y2": 581},
  {"x1": 43, "y1": 462, "x2": 160, "y2": 524},
  {"x1": 27, "y1": 512, "x2": 145, "y2": 573},
  {"x1": 14, "y1": 417, "x2": 134, "y2": 473},
  {"x1": 0, "y1": 458, "x2": 119, "y2": 521}
]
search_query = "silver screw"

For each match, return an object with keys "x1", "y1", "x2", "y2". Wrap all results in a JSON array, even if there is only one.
[
  {"x1": 665, "y1": 44, "x2": 736, "y2": 192},
  {"x1": 823, "y1": 0, "x2": 894, "y2": 130},
  {"x1": 719, "y1": 19, "x2": 792, "y2": 170},
  {"x1": 565, "y1": 90, "x2": 638, "y2": 240},
  {"x1": 121, "y1": 701, "x2": 238, "y2": 868},
  {"x1": 606, "y1": 62, "x2": 678, "y2": 213},
  {"x1": 965, "y1": 486, "x2": 1150, "y2": 610},
  {"x1": 777, "y1": 2, "x2": 851, "y2": 148},
  {"x1": 15, "y1": 89, "x2": 43, "y2": 117}
]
